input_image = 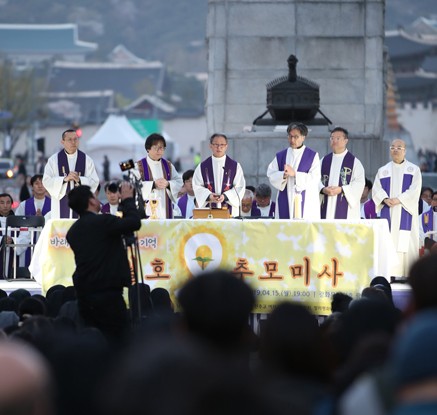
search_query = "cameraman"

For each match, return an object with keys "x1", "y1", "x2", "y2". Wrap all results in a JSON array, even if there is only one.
[{"x1": 66, "y1": 182, "x2": 141, "y2": 342}]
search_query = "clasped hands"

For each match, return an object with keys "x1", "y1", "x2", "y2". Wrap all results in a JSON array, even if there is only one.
[
  {"x1": 208, "y1": 193, "x2": 225, "y2": 204},
  {"x1": 322, "y1": 186, "x2": 343, "y2": 196},
  {"x1": 154, "y1": 178, "x2": 169, "y2": 190},
  {"x1": 63, "y1": 171, "x2": 80, "y2": 184},
  {"x1": 283, "y1": 164, "x2": 296, "y2": 179},
  {"x1": 383, "y1": 197, "x2": 400, "y2": 207}
]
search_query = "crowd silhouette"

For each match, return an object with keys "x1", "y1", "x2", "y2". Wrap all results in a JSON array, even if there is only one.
[{"x1": 0, "y1": 254, "x2": 437, "y2": 415}]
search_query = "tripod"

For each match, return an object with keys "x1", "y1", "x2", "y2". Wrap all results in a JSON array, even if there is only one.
[
  {"x1": 125, "y1": 170, "x2": 147, "y2": 219},
  {"x1": 123, "y1": 232, "x2": 146, "y2": 327}
]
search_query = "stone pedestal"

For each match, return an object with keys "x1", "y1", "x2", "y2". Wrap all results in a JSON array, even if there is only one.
[{"x1": 205, "y1": 0, "x2": 386, "y2": 181}]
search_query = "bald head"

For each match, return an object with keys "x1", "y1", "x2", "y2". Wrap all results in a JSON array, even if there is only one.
[
  {"x1": 390, "y1": 139, "x2": 406, "y2": 164},
  {"x1": 0, "y1": 341, "x2": 52, "y2": 415}
]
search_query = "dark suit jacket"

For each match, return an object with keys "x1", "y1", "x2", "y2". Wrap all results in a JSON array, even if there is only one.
[{"x1": 66, "y1": 198, "x2": 141, "y2": 295}]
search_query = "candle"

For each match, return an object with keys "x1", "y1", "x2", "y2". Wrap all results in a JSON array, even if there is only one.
[{"x1": 294, "y1": 192, "x2": 302, "y2": 219}]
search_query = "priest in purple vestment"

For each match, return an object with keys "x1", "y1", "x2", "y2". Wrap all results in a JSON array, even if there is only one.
[
  {"x1": 419, "y1": 190, "x2": 437, "y2": 249},
  {"x1": 192, "y1": 133, "x2": 246, "y2": 217},
  {"x1": 136, "y1": 133, "x2": 182, "y2": 219},
  {"x1": 267, "y1": 123, "x2": 321, "y2": 220},
  {"x1": 43, "y1": 129, "x2": 99, "y2": 219},
  {"x1": 251, "y1": 183, "x2": 275, "y2": 217},
  {"x1": 319, "y1": 127, "x2": 365, "y2": 220},
  {"x1": 101, "y1": 182, "x2": 120, "y2": 216},
  {"x1": 373, "y1": 139, "x2": 422, "y2": 277},
  {"x1": 15, "y1": 174, "x2": 51, "y2": 267},
  {"x1": 175, "y1": 170, "x2": 196, "y2": 218},
  {"x1": 15, "y1": 174, "x2": 51, "y2": 217}
]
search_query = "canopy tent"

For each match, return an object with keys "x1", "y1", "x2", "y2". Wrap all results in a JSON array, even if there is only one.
[{"x1": 85, "y1": 114, "x2": 145, "y2": 180}]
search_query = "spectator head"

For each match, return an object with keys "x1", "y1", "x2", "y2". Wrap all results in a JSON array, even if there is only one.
[
  {"x1": 408, "y1": 253, "x2": 437, "y2": 312},
  {"x1": 331, "y1": 292, "x2": 353, "y2": 313},
  {"x1": 0, "y1": 340, "x2": 53, "y2": 415},
  {"x1": 18, "y1": 297, "x2": 47, "y2": 321},
  {"x1": 260, "y1": 302, "x2": 330, "y2": 381},
  {"x1": 390, "y1": 310, "x2": 437, "y2": 396},
  {"x1": 178, "y1": 270, "x2": 254, "y2": 351}
]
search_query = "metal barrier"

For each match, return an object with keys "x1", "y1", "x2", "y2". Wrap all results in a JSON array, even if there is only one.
[{"x1": 2, "y1": 216, "x2": 45, "y2": 280}]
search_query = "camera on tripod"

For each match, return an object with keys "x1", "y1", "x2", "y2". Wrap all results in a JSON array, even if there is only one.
[
  {"x1": 119, "y1": 159, "x2": 135, "y2": 172},
  {"x1": 118, "y1": 159, "x2": 146, "y2": 219}
]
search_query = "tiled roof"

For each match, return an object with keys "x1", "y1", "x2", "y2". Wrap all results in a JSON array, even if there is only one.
[
  {"x1": 48, "y1": 61, "x2": 166, "y2": 100},
  {"x1": 0, "y1": 23, "x2": 97, "y2": 54},
  {"x1": 385, "y1": 32, "x2": 436, "y2": 59},
  {"x1": 422, "y1": 56, "x2": 437, "y2": 73}
]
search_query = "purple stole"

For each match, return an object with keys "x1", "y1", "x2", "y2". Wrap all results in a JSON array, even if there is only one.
[
  {"x1": 363, "y1": 199, "x2": 377, "y2": 219},
  {"x1": 177, "y1": 194, "x2": 188, "y2": 218},
  {"x1": 251, "y1": 201, "x2": 276, "y2": 217},
  {"x1": 422, "y1": 207, "x2": 434, "y2": 235},
  {"x1": 101, "y1": 203, "x2": 111, "y2": 214},
  {"x1": 23, "y1": 197, "x2": 51, "y2": 266},
  {"x1": 138, "y1": 157, "x2": 173, "y2": 219},
  {"x1": 276, "y1": 147, "x2": 316, "y2": 219},
  {"x1": 57, "y1": 150, "x2": 86, "y2": 219},
  {"x1": 379, "y1": 173, "x2": 413, "y2": 231},
  {"x1": 320, "y1": 152, "x2": 355, "y2": 219},
  {"x1": 24, "y1": 197, "x2": 51, "y2": 216},
  {"x1": 200, "y1": 156, "x2": 237, "y2": 210}
]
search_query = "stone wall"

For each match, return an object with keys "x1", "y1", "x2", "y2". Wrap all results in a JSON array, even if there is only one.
[{"x1": 205, "y1": 0, "x2": 386, "y2": 181}]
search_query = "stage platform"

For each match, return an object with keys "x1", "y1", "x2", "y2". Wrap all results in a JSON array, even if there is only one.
[{"x1": 0, "y1": 279, "x2": 42, "y2": 296}]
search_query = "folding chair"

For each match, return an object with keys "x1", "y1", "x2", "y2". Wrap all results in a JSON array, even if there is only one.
[{"x1": 2, "y1": 215, "x2": 45, "y2": 280}]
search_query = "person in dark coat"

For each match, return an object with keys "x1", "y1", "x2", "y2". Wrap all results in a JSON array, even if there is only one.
[{"x1": 66, "y1": 182, "x2": 141, "y2": 342}]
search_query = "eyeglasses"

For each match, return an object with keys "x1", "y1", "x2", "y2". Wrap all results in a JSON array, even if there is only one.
[
  {"x1": 211, "y1": 143, "x2": 227, "y2": 148},
  {"x1": 151, "y1": 146, "x2": 165, "y2": 151},
  {"x1": 390, "y1": 146, "x2": 405, "y2": 151}
]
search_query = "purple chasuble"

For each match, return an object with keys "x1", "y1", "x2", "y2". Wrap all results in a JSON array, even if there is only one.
[
  {"x1": 101, "y1": 203, "x2": 111, "y2": 214},
  {"x1": 251, "y1": 201, "x2": 275, "y2": 217},
  {"x1": 276, "y1": 147, "x2": 316, "y2": 219},
  {"x1": 364, "y1": 199, "x2": 377, "y2": 219},
  {"x1": 23, "y1": 197, "x2": 51, "y2": 266},
  {"x1": 200, "y1": 156, "x2": 237, "y2": 210},
  {"x1": 24, "y1": 197, "x2": 51, "y2": 216},
  {"x1": 320, "y1": 151, "x2": 356, "y2": 219},
  {"x1": 177, "y1": 194, "x2": 188, "y2": 217},
  {"x1": 57, "y1": 150, "x2": 86, "y2": 219},
  {"x1": 422, "y1": 207, "x2": 434, "y2": 235},
  {"x1": 138, "y1": 157, "x2": 173, "y2": 219},
  {"x1": 380, "y1": 173, "x2": 413, "y2": 231}
]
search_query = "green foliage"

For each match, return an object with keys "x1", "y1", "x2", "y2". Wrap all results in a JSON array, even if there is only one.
[{"x1": 0, "y1": 63, "x2": 47, "y2": 156}]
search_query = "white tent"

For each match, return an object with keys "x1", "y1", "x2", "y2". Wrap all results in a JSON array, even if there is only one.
[{"x1": 86, "y1": 114, "x2": 145, "y2": 180}]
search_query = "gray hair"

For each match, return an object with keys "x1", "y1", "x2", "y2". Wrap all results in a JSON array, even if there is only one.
[{"x1": 243, "y1": 189, "x2": 254, "y2": 199}]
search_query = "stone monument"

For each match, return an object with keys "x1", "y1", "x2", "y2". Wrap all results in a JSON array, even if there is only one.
[{"x1": 206, "y1": 0, "x2": 386, "y2": 185}]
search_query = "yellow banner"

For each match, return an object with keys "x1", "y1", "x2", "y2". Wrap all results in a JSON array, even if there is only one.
[{"x1": 34, "y1": 219, "x2": 378, "y2": 315}]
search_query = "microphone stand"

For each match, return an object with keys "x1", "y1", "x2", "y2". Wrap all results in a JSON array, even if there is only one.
[
  {"x1": 233, "y1": 186, "x2": 243, "y2": 219},
  {"x1": 127, "y1": 170, "x2": 147, "y2": 219},
  {"x1": 123, "y1": 230, "x2": 145, "y2": 327}
]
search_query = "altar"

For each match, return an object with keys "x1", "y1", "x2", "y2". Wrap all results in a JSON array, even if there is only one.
[{"x1": 29, "y1": 218, "x2": 396, "y2": 315}]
